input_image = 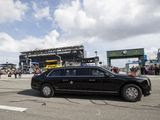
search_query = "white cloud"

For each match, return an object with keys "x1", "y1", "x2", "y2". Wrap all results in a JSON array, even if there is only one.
[
  {"x1": 54, "y1": 0, "x2": 96, "y2": 38},
  {"x1": 1, "y1": 0, "x2": 160, "y2": 66},
  {"x1": 0, "y1": 0, "x2": 28, "y2": 23},
  {"x1": 0, "y1": 33, "x2": 18, "y2": 52},
  {"x1": 0, "y1": 31, "x2": 159, "y2": 65},
  {"x1": 53, "y1": 0, "x2": 160, "y2": 65},
  {"x1": 32, "y1": 2, "x2": 52, "y2": 20},
  {"x1": 146, "y1": 48, "x2": 158, "y2": 60},
  {"x1": 0, "y1": 30, "x2": 83, "y2": 53},
  {"x1": 54, "y1": 0, "x2": 160, "y2": 40}
]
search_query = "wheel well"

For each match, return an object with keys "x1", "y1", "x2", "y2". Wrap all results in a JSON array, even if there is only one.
[
  {"x1": 119, "y1": 82, "x2": 144, "y2": 95},
  {"x1": 41, "y1": 82, "x2": 55, "y2": 89}
]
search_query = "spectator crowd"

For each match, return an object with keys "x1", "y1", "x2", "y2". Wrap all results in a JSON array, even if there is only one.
[
  {"x1": 140, "y1": 64, "x2": 160, "y2": 75},
  {"x1": 110, "y1": 64, "x2": 160, "y2": 76}
]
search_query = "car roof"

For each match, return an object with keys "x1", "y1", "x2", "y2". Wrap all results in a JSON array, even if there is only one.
[{"x1": 51, "y1": 66, "x2": 102, "y2": 70}]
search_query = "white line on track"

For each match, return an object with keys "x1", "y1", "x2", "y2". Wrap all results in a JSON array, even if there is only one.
[{"x1": 0, "y1": 105, "x2": 27, "y2": 112}]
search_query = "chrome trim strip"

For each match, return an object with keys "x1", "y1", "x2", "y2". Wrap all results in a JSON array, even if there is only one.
[
  {"x1": 56, "y1": 89, "x2": 118, "y2": 94},
  {"x1": 47, "y1": 75, "x2": 105, "y2": 78}
]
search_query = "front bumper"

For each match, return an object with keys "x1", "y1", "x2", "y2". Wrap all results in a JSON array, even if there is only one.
[
  {"x1": 31, "y1": 78, "x2": 41, "y2": 91},
  {"x1": 143, "y1": 79, "x2": 152, "y2": 96},
  {"x1": 144, "y1": 89, "x2": 151, "y2": 96},
  {"x1": 139, "y1": 77, "x2": 151, "y2": 96}
]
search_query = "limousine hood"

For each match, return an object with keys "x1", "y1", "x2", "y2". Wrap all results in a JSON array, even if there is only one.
[
  {"x1": 115, "y1": 74, "x2": 133, "y2": 79},
  {"x1": 115, "y1": 74, "x2": 149, "y2": 81}
]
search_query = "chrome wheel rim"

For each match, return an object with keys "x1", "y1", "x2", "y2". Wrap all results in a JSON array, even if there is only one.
[
  {"x1": 43, "y1": 86, "x2": 51, "y2": 96},
  {"x1": 125, "y1": 87, "x2": 138, "y2": 100}
]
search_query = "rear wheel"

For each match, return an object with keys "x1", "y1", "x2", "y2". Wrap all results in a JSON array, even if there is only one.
[
  {"x1": 41, "y1": 84, "x2": 54, "y2": 98},
  {"x1": 121, "y1": 84, "x2": 142, "y2": 102}
]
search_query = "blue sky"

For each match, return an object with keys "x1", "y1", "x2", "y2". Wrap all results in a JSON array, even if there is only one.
[
  {"x1": 0, "y1": 0, "x2": 59, "y2": 40},
  {"x1": 0, "y1": 0, "x2": 160, "y2": 67}
]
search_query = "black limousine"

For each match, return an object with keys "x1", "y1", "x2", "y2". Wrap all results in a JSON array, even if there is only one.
[{"x1": 31, "y1": 66, "x2": 151, "y2": 102}]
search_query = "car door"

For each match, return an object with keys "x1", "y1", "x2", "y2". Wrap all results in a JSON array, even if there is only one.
[
  {"x1": 47, "y1": 69, "x2": 68, "y2": 90},
  {"x1": 60, "y1": 68, "x2": 77, "y2": 90},
  {"x1": 87, "y1": 68, "x2": 106, "y2": 91},
  {"x1": 72, "y1": 68, "x2": 91, "y2": 91},
  {"x1": 101, "y1": 71, "x2": 121, "y2": 92},
  {"x1": 73, "y1": 68, "x2": 105, "y2": 91},
  {"x1": 79, "y1": 68, "x2": 119, "y2": 93}
]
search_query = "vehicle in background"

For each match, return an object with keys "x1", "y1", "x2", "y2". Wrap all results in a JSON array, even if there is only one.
[
  {"x1": 31, "y1": 66, "x2": 151, "y2": 102},
  {"x1": 45, "y1": 60, "x2": 62, "y2": 70}
]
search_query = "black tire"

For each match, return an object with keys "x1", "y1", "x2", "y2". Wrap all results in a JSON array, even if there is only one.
[
  {"x1": 41, "y1": 84, "x2": 54, "y2": 98},
  {"x1": 121, "y1": 84, "x2": 142, "y2": 102}
]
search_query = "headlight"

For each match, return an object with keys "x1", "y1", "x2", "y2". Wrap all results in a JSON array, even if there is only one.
[{"x1": 147, "y1": 78, "x2": 151, "y2": 87}]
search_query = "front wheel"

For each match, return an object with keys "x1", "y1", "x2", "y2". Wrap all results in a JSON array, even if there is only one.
[
  {"x1": 41, "y1": 84, "x2": 54, "y2": 98},
  {"x1": 121, "y1": 84, "x2": 142, "y2": 102}
]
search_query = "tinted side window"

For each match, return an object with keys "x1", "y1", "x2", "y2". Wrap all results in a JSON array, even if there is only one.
[
  {"x1": 64, "y1": 69, "x2": 77, "y2": 76},
  {"x1": 91, "y1": 69, "x2": 105, "y2": 77},
  {"x1": 49, "y1": 69, "x2": 61, "y2": 76},
  {"x1": 77, "y1": 68, "x2": 90, "y2": 76}
]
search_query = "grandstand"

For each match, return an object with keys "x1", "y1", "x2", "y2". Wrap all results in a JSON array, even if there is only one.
[{"x1": 19, "y1": 45, "x2": 85, "y2": 73}]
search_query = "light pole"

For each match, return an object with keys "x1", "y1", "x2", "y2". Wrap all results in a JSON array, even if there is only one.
[
  {"x1": 95, "y1": 51, "x2": 98, "y2": 66},
  {"x1": 55, "y1": 54, "x2": 62, "y2": 66},
  {"x1": 95, "y1": 51, "x2": 98, "y2": 57}
]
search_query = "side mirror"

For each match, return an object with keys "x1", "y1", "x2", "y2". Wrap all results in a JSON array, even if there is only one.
[
  {"x1": 109, "y1": 74, "x2": 115, "y2": 77},
  {"x1": 105, "y1": 73, "x2": 114, "y2": 78}
]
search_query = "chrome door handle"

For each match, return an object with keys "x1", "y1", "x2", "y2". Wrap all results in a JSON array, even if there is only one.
[
  {"x1": 62, "y1": 79, "x2": 69, "y2": 82},
  {"x1": 89, "y1": 79, "x2": 96, "y2": 82}
]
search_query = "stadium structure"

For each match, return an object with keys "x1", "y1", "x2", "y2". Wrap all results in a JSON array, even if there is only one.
[
  {"x1": 19, "y1": 45, "x2": 99, "y2": 73},
  {"x1": 158, "y1": 49, "x2": 160, "y2": 61}
]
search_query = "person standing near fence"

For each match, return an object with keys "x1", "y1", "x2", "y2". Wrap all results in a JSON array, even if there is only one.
[
  {"x1": 155, "y1": 64, "x2": 159, "y2": 75},
  {"x1": 14, "y1": 69, "x2": 18, "y2": 79},
  {"x1": 141, "y1": 66, "x2": 145, "y2": 75},
  {"x1": 18, "y1": 69, "x2": 22, "y2": 78},
  {"x1": 159, "y1": 65, "x2": 160, "y2": 75},
  {"x1": 33, "y1": 65, "x2": 41, "y2": 75},
  {"x1": 0, "y1": 70, "x2": 2, "y2": 78}
]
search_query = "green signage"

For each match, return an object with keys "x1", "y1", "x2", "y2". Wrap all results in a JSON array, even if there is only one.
[{"x1": 107, "y1": 48, "x2": 144, "y2": 59}]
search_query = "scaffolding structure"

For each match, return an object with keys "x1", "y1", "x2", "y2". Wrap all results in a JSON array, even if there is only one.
[{"x1": 19, "y1": 45, "x2": 85, "y2": 73}]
